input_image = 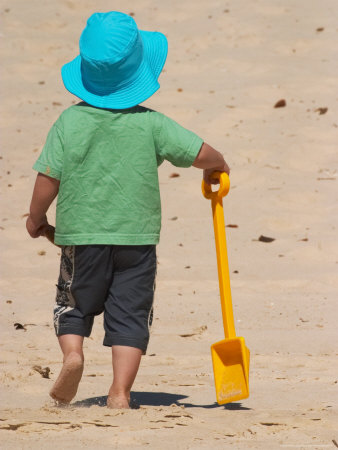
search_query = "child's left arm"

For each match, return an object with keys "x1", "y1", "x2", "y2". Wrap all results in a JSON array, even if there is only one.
[{"x1": 26, "y1": 173, "x2": 60, "y2": 238}]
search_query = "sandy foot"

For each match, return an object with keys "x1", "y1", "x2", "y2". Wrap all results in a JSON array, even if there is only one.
[
  {"x1": 106, "y1": 394, "x2": 130, "y2": 409},
  {"x1": 49, "y1": 353, "x2": 84, "y2": 405}
]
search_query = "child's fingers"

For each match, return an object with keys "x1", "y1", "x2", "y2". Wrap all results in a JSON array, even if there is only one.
[
  {"x1": 204, "y1": 175, "x2": 220, "y2": 185},
  {"x1": 43, "y1": 225, "x2": 56, "y2": 245}
]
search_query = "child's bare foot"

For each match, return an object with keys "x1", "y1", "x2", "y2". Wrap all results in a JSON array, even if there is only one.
[
  {"x1": 107, "y1": 394, "x2": 130, "y2": 409},
  {"x1": 49, "y1": 352, "x2": 84, "y2": 404},
  {"x1": 107, "y1": 397, "x2": 130, "y2": 409}
]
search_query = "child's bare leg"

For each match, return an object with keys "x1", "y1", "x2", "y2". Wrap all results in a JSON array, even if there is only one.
[
  {"x1": 107, "y1": 345, "x2": 142, "y2": 409},
  {"x1": 49, "y1": 334, "x2": 84, "y2": 404}
]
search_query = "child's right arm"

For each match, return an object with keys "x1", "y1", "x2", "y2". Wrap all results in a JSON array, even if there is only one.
[
  {"x1": 26, "y1": 173, "x2": 59, "y2": 239},
  {"x1": 192, "y1": 143, "x2": 230, "y2": 185}
]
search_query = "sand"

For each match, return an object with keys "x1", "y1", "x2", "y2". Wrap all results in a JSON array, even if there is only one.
[{"x1": 1, "y1": 0, "x2": 337, "y2": 448}]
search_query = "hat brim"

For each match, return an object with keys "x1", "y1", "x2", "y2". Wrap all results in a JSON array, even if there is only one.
[{"x1": 61, "y1": 30, "x2": 168, "y2": 109}]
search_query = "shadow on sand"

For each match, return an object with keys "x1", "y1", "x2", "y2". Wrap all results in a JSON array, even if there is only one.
[{"x1": 73, "y1": 392, "x2": 251, "y2": 410}]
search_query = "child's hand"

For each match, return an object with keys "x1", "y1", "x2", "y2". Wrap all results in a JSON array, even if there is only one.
[
  {"x1": 203, "y1": 162, "x2": 230, "y2": 185},
  {"x1": 44, "y1": 224, "x2": 57, "y2": 245},
  {"x1": 26, "y1": 214, "x2": 49, "y2": 238},
  {"x1": 193, "y1": 143, "x2": 230, "y2": 184},
  {"x1": 26, "y1": 173, "x2": 59, "y2": 239}
]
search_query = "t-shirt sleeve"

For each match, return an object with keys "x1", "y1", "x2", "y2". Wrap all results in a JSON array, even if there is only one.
[
  {"x1": 33, "y1": 120, "x2": 64, "y2": 180},
  {"x1": 153, "y1": 113, "x2": 203, "y2": 168}
]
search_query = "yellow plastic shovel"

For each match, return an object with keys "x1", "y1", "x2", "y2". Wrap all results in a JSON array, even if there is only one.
[{"x1": 202, "y1": 172, "x2": 250, "y2": 405}]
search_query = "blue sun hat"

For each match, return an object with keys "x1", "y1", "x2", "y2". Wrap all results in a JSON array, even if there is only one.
[{"x1": 61, "y1": 11, "x2": 168, "y2": 109}]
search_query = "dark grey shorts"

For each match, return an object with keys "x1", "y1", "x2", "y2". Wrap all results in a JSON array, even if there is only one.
[{"x1": 54, "y1": 245, "x2": 157, "y2": 353}]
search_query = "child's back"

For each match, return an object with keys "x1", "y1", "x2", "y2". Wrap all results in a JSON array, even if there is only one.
[{"x1": 34, "y1": 103, "x2": 203, "y2": 246}]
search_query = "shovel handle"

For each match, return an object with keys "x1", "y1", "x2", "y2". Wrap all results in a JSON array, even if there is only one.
[{"x1": 201, "y1": 172, "x2": 230, "y2": 200}]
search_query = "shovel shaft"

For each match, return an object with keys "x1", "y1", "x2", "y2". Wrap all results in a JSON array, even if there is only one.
[
  {"x1": 211, "y1": 196, "x2": 236, "y2": 339},
  {"x1": 202, "y1": 172, "x2": 236, "y2": 339}
]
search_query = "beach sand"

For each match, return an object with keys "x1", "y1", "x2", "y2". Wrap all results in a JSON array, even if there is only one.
[{"x1": 1, "y1": 0, "x2": 337, "y2": 448}]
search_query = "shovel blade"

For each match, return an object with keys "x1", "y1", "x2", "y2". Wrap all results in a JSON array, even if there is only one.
[{"x1": 211, "y1": 336, "x2": 250, "y2": 405}]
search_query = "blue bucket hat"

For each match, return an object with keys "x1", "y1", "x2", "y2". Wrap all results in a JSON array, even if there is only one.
[{"x1": 61, "y1": 11, "x2": 168, "y2": 109}]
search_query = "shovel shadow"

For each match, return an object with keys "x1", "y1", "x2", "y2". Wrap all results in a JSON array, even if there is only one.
[{"x1": 73, "y1": 392, "x2": 251, "y2": 410}]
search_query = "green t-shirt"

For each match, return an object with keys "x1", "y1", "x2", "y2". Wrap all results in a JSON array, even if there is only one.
[{"x1": 33, "y1": 103, "x2": 203, "y2": 245}]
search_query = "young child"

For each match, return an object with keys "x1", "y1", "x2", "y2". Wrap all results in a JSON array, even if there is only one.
[{"x1": 26, "y1": 11, "x2": 229, "y2": 409}]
